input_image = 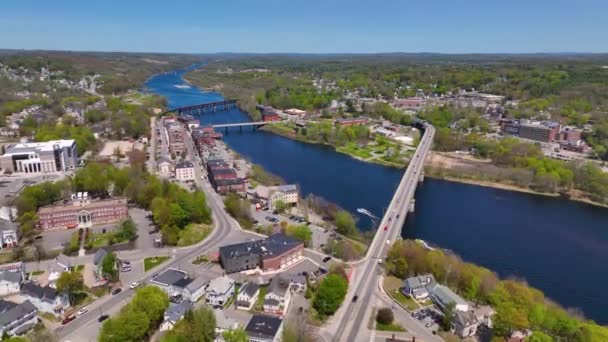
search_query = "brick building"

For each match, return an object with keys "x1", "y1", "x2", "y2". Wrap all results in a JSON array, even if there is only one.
[
  {"x1": 215, "y1": 178, "x2": 246, "y2": 194},
  {"x1": 335, "y1": 118, "x2": 369, "y2": 127},
  {"x1": 219, "y1": 234, "x2": 304, "y2": 273},
  {"x1": 37, "y1": 194, "x2": 128, "y2": 230},
  {"x1": 501, "y1": 120, "x2": 560, "y2": 143}
]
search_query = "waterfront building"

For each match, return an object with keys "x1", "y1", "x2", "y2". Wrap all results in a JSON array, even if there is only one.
[
  {"x1": 255, "y1": 185, "x2": 299, "y2": 211},
  {"x1": 219, "y1": 234, "x2": 304, "y2": 274},
  {"x1": 37, "y1": 195, "x2": 128, "y2": 231},
  {"x1": 402, "y1": 274, "x2": 436, "y2": 300},
  {"x1": 430, "y1": 284, "x2": 469, "y2": 312},
  {"x1": 335, "y1": 117, "x2": 369, "y2": 127},
  {"x1": 0, "y1": 139, "x2": 77, "y2": 174}
]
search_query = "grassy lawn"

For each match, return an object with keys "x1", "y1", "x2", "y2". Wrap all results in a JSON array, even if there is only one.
[
  {"x1": 70, "y1": 265, "x2": 84, "y2": 273},
  {"x1": 377, "y1": 322, "x2": 406, "y2": 332},
  {"x1": 384, "y1": 276, "x2": 421, "y2": 311},
  {"x1": 192, "y1": 254, "x2": 209, "y2": 265},
  {"x1": 86, "y1": 232, "x2": 113, "y2": 249},
  {"x1": 144, "y1": 256, "x2": 170, "y2": 272},
  {"x1": 27, "y1": 270, "x2": 45, "y2": 277},
  {"x1": 177, "y1": 223, "x2": 212, "y2": 247},
  {"x1": 337, "y1": 143, "x2": 373, "y2": 159}
]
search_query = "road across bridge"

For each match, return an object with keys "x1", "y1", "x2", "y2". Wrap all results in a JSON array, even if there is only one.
[{"x1": 331, "y1": 121, "x2": 436, "y2": 342}]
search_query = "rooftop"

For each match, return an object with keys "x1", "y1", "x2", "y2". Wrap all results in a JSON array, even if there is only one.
[
  {"x1": 0, "y1": 300, "x2": 36, "y2": 327},
  {"x1": 267, "y1": 276, "x2": 290, "y2": 297},
  {"x1": 208, "y1": 275, "x2": 235, "y2": 294},
  {"x1": 245, "y1": 314, "x2": 282, "y2": 340},
  {"x1": 21, "y1": 283, "x2": 57, "y2": 302},
  {"x1": 176, "y1": 160, "x2": 194, "y2": 169},
  {"x1": 152, "y1": 269, "x2": 188, "y2": 287},
  {"x1": 240, "y1": 282, "x2": 260, "y2": 297},
  {"x1": 219, "y1": 234, "x2": 302, "y2": 265},
  {"x1": 0, "y1": 271, "x2": 23, "y2": 284},
  {"x1": 3, "y1": 139, "x2": 75, "y2": 155},
  {"x1": 38, "y1": 197, "x2": 127, "y2": 215}
]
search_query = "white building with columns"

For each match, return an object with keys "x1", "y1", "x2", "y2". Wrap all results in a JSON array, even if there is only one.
[{"x1": 0, "y1": 139, "x2": 77, "y2": 174}]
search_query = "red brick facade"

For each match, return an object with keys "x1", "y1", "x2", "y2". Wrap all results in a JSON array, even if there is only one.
[{"x1": 38, "y1": 198, "x2": 128, "y2": 230}]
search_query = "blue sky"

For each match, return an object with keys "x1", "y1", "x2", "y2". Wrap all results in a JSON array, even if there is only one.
[{"x1": 1, "y1": 0, "x2": 607, "y2": 53}]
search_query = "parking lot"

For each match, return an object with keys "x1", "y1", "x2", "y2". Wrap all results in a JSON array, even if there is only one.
[
  {"x1": 0, "y1": 173, "x2": 62, "y2": 206},
  {"x1": 411, "y1": 306, "x2": 443, "y2": 333}
]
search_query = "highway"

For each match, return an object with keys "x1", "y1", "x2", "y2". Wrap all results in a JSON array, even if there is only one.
[{"x1": 330, "y1": 122, "x2": 436, "y2": 342}]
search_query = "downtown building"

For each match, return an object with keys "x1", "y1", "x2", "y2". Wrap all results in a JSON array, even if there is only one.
[
  {"x1": 0, "y1": 139, "x2": 77, "y2": 174},
  {"x1": 37, "y1": 193, "x2": 128, "y2": 230},
  {"x1": 219, "y1": 234, "x2": 304, "y2": 274}
]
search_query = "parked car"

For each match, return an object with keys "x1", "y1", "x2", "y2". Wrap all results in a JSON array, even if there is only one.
[
  {"x1": 111, "y1": 287, "x2": 122, "y2": 295},
  {"x1": 322, "y1": 256, "x2": 332, "y2": 263},
  {"x1": 77, "y1": 308, "x2": 88, "y2": 316},
  {"x1": 130, "y1": 281, "x2": 141, "y2": 289},
  {"x1": 98, "y1": 314, "x2": 109, "y2": 322},
  {"x1": 352, "y1": 295, "x2": 359, "y2": 302},
  {"x1": 62, "y1": 315, "x2": 76, "y2": 325}
]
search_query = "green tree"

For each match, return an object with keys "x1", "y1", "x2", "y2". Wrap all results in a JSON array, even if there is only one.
[
  {"x1": 312, "y1": 274, "x2": 348, "y2": 317},
  {"x1": 163, "y1": 306, "x2": 216, "y2": 342},
  {"x1": 376, "y1": 307, "x2": 394, "y2": 325},
  {"x1": 334, "y1": 210, "x2": 356, "y2": 236},
  {"x1": 131, "y1": 286, "x2": 170, "y2": 330},
  {"x1": 115, "y1": 218, "x2": 137, "y2": 241},
  {"x1": 99, "y1": 308, "x2": 149, "y2": 342},
  {"x1": 56, "y1": 271, "x2": 84, "y2": 303},
  {"x1": 101, "y1": 252, "x2": 118, "y2": 282},
  {"x1": 274, "y1": 200, "x2": 288, "y2": 214},
  {"x1": 222, "y1": 327, "x2": 248, "y2": 342},
  {"x1": 286, "y1": 225, "x2": 312, "y2": 247}
]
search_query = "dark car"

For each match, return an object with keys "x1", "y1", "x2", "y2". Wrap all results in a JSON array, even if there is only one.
[
  {"x1": 319, "y1": 267, "x2": 328, "y2": 274},
  {"x1": 111, "y1": 287, "x2": 122, "y2": 295},
  {"x1": 98, "y1": 314, "x2": 109, "y2": 322},
  {"x1": 352, "y1": 295, "x2": 359, "y2": 302},
  {"x1": 322, "y1": 256, "x2": 332, "y2": 263},
  {"x1": 61, "y1": 315, "x2": 76, "y2": 325},
  {"x1": 34, "y1": 235, "x2": 43, "y2": 240}
]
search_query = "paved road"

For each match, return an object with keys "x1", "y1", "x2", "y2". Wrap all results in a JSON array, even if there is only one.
[
  {"x1": 55, "y1": 127, "x2": 243, "y2": 340},
  {"x1": 329, "y1": 122, "x2": 436, "y2": 342}
]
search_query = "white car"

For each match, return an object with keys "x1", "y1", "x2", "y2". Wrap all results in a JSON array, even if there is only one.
[
  {"x1": 130, "y1": 281, "x2": 141, "y2": 289},
  {"x1": 77, "y1": 308, "x2": 88, "y2": 316}
]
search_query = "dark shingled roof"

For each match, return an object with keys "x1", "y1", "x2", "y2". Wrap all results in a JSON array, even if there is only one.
[
  {"x1": 219, "y1": 234, "x2": 302, "y2": 263},
  {"x1": 0, "y1": 300, "x2": 36, "y2": 327},
  {"x1": 21, "y1": 283, "x2": 57, "y2": 303},
  {"x1": 245, "y1": 314, "x2": 282, "y2": 340}
]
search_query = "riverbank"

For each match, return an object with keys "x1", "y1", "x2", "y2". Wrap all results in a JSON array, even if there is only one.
[
  {"x1": 261, "y1": 123, "x2": 410, "y2": 169},
  {"x1": 425, "y1": 151, "x2": 608, "y2": 209}
]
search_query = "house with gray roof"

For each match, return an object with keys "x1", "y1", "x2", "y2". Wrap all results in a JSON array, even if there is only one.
[
  {"x1": 206, "y1": 275, "x2": 235, "y2": 307},
  {"x1": 245, "y1": 314, "x2": 283, "y2": 342},
  {"x1": 0, "y1": 300, "x2": 37, "y2": 337},
  {"x1": 93, "y1": 248, "x2": 109, "y2": 281},
  {"x1": 20, "y1": 282, "x2": 70, "y2": 316},
  {"x1": 237, "y1": 282, "x2": 260, "y2": 311},
  {"x1": 402, "y1": 273, "x2": 435, "y2": 300},
  {"x1": 150, "y1": 269, "x2": 208, "y2": 302},
  {"x1": 159, "y1": 301, "x2": 192, "y2": 332},
  {"x1": 263, "y1": 276, "x2": 292, "y2": 316},
  {"x1": 429, "y1": 284, "x2": 469, "y2": 312},
  {"x1": 0, "y1": 271, "x2": 23, "y2": 296},
  {"x1": 289, "y1": 274, "x2": 306, "y2": 293},
  {"x1": 214, "y1": 308, "x2": 238, "y2": 336}
]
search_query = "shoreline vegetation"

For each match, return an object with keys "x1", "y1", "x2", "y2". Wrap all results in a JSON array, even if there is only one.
[
  {"x1": 386, "y1": 240, "x2": 608, "y2": 341},
  {"x1": 260, "y1": 123, "x2": 411, "y2": 168},
  {"x1": 425, "y1": 151, "x2": 608, "y2": 209}
]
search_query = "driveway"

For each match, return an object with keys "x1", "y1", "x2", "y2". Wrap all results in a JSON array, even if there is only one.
[{"x1": 129, "y1": 207, "x2": 157, "y2": 250}]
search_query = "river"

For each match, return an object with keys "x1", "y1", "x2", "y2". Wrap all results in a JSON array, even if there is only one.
[{"x1": 145, "y1": 67, "x2": 608, "y2": 325}]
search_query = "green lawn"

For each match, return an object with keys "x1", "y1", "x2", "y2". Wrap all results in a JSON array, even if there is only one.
[
  {"x1": 144, "y1": 256, "x2": 170, "y2": 272},
  {"x1": 192, "y1": 254, "x2": 209, "y2": 265},
  {"x1": 376, "y1": 322, "x2": 406, "y2": 332},
  {"x1": 337, "y1": 143, "x2": 373, "y2": 159},
  {"x1": 383, "y1": 276, "x2": 421, "y2": 311},
  {"x1": 177, "y1": 224, "x2": 212, "y2": 247}
]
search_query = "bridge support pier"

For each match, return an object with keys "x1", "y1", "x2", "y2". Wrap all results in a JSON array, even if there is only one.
[
  {"x1": 239, "y1": 126, "x2": 243, "y2": 133},
  {"x1": 409, "y1": 199, "x2": 415, "y2": 213},
  {"x1": 418, "y1": 172, "x2": 425, "y2": 183}
]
